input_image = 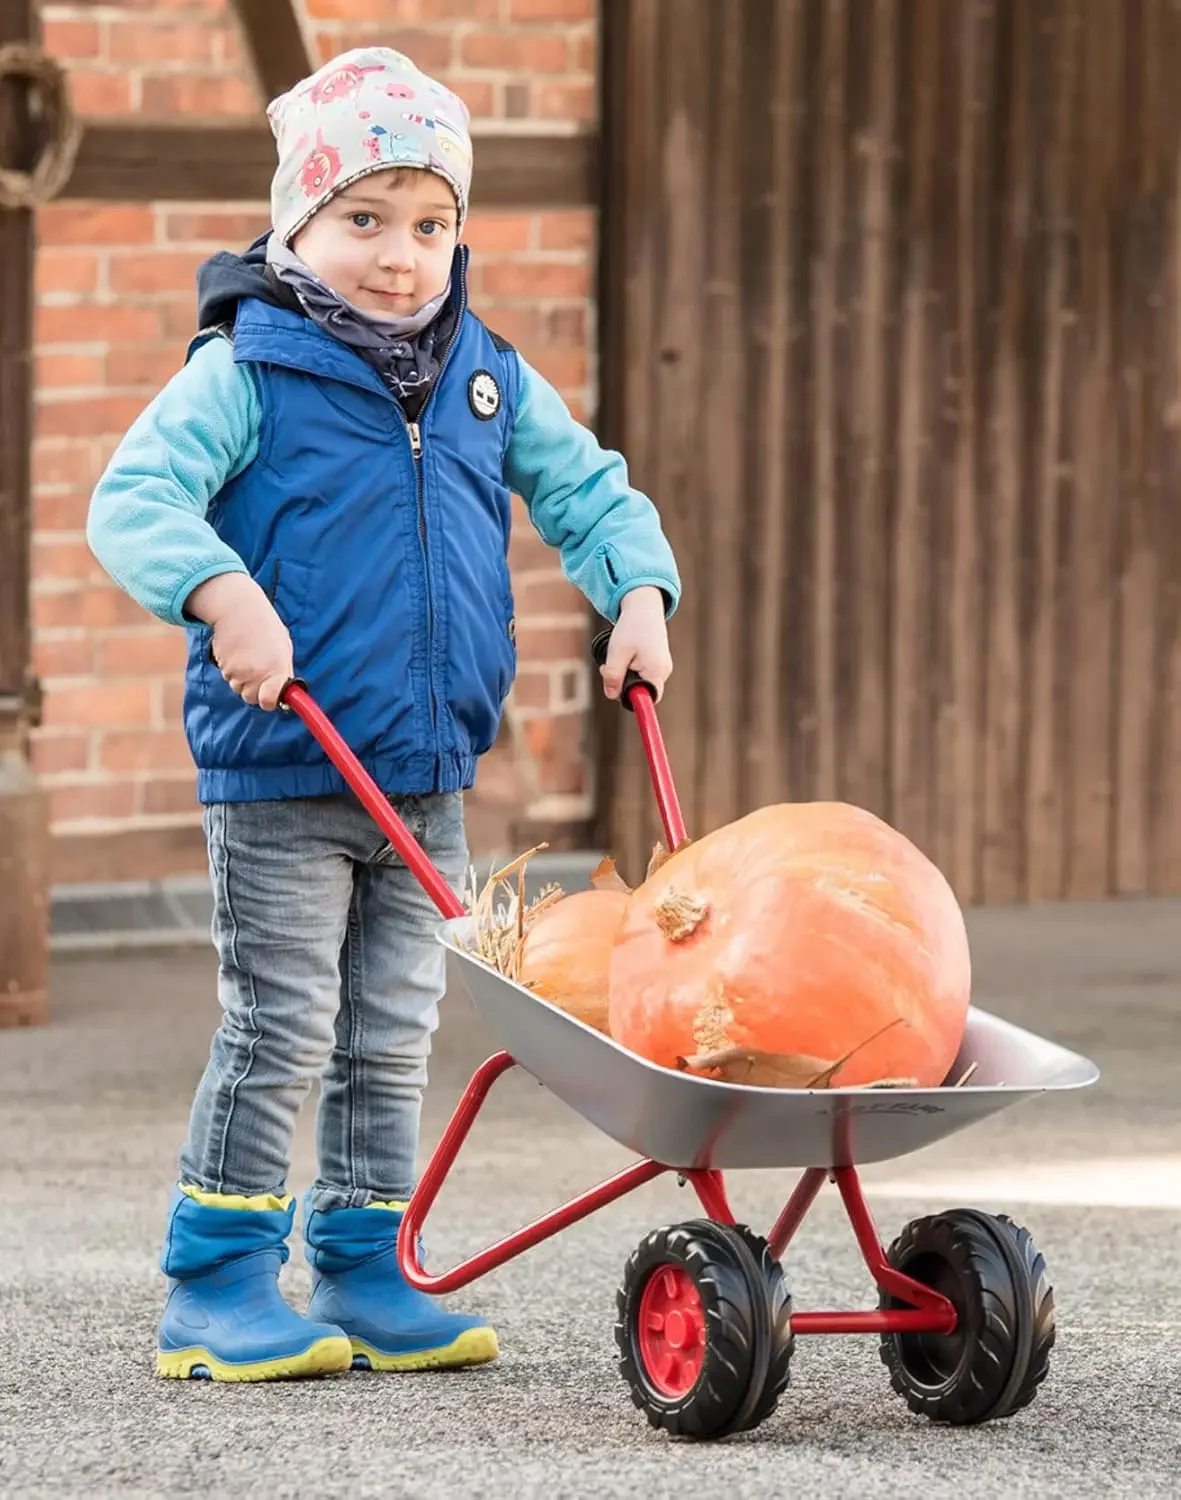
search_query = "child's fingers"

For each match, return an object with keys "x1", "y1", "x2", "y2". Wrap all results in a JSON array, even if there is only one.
[
  {"x1": 600, "y1": 637, "x2": 635, "y2": 699},
  {"x1": 256, "y1": 671, "x2": 290, "y2": 712}
]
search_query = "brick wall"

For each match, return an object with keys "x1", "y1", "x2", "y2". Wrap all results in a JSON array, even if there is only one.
[{"x1": 31, "y1": 0, "x2": 599, "y2": 881}]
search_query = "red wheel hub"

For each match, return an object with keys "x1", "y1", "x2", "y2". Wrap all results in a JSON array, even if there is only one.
[{"x1": 637, "y1": 1264, "x2": 705, "y2": 1396}]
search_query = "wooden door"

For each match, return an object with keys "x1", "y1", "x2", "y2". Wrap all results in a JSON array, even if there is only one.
[{"x1": 596, "y1": 0, "x2": 1181, "y2": 904}]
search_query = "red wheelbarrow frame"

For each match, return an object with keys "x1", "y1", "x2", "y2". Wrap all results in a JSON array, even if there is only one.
[{"x1": 284, "y1": 679, "x2": 957, "y2": 1342}]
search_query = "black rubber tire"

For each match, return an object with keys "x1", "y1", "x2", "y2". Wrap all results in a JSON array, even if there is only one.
[
  {"x1": 729, "y1": 1224, "x2": 795, "y2": 1433},
  {"x1": 958, "y1": 1211, "x2": 1055, "y2": 1418},
  {"x1": 878, "y1": 1207, "x2": 1053, "y2": 1425},
  {"x1": 615, "y1": 1220, "x2": 771, "y2": 1440}
]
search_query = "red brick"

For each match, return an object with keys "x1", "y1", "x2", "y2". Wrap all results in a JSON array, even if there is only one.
[
  {"x1": 534, "y1": 709, "x2": 585, "y2": 792},
  {"x1": 42, "y1": 679, "x2": 155, "y2": 731},
  {"x1": 160, "y1": 300, "x2": 202, "y2": 341},
  {"x1": 315, "y1": 28, "x2": 452, "y2": 72},
  {"x1": 462, "y1": 213, "x2": 533, "y2": 254},
  {"x1": 305, "y1": 0, "x2": 423, "y2": 15},
  {"x1": 30, "y1": 732, "x2": 92, "y2": 777},
  {"x1": 538, "y1": 210, "x2": 593, "y2": 252},
  {"x1": 35, "y1": 395, "x2": 148, "y2": 441},
  {"x1": 527, "y1": 347, "x2": 588, "y2": 392},
  {"x1": 32, "y1": 443, "x2": 99, "y2": 491},
  {"x1": 51, "y1": 782, "x2": 139, "y2": 825},
  {"x1": 515, "y1": 622, "x2": 589, "y2": 661},
  {"x1": 513, "y1": 572, "x2": 582, "y2": 617},
  {"x1": 140, "y1": 73, "x2": 258, "y2": 116},
  {"x1": 64, "y1": 70, "x2": 135, "y2": 116},
  {"x1": 163, "y1": 210, "x2": 269, "y2": 246},
  {"x1": 100, "y1": 729, "x2": 195, "y2": 773},
  {"x1": 140, "y1": 777, "x2": 200, "y2": 816},
  {"x1": 473, "y1": 303, "x2": 542, "y2": 347},
  {"x1": 108, "y1": 250, "x2": 206, "y2": 297},
  {"x1": 37, "y1": 351, "x2": 106, "y2": 391},
  {"x1": 33, "y1": 538, "x2": 104, "y2": 585},
  {"x1": 574, "y1": 31, "x2": 596, "y2": 72},
  {"x1": 533, "y1": 80, "x2": 596, "y2": 121},
  {"x1": 36, "y1": 303, "x2": 163, "y2": 345},
  {"x1": 482, "y1": 260, "x2": 589, "y2": 298},
  {"x1": 508, "y1": 0, "x2": 595, "y2": 18},
  {"x1": 453, "y1": 79, "x2": 495, "y2": 117},
  {"x1": 42, "y1": 17, "x2": 103, "y2": 59},
  {"x1": 460, "y1": 30, "x2": 568, "y2": 71},
  {"x1": 107, "y1": 21, "x2": 219, "y2": 64},
  {"x1": 511, "y1": 668, "x2": 552, "y2": 711},
  {"x1": 106, "y1": 345, "x2": 183, "y2": 390},
  {"x1": 33, "y1": 585, "x2": 148, "y2": 632},
  {"x1": 39, "y1": 204, "x2": 155, "y2": 248},
  {"x1": 32, "y1": 635, "x2": 96, "y2": 679},
  {"x1": 546, "y1": 304, "x2": 588, "y2": 345},
  {"x1": 35, "y1": 250, "x2": 101, "y2": 298},
  {"x1": 33, "y1": 486, "x2": 92, "y2": 533},
  {"x1": 95, "y1": 630, "x2": 188, "y2": 677},
  {"x1": 160, "y1": 679, "x2": 186, "y2": 726}
]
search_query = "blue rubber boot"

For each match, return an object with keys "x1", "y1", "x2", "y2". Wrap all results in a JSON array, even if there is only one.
[
  {"x1": 305, "y1": 1201, "x2": 498, "y2": 1372},
  {"x1": 156, "y1": 1187, "x2": 353, "y2": 1382}
]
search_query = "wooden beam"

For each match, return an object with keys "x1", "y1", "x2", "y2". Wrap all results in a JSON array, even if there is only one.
[
  {"x1": 63, "y1": 120, "x2": 599, "y2": 208},
  {"x1": 0, "y1": 0, "x2": 50, "y2": 1026},
  {"x1": 227, "y1": 0, "x2": 314, "y2": 103},
  {"x1": 0, "y1": 6, "x2": 36, "y2": 711}
]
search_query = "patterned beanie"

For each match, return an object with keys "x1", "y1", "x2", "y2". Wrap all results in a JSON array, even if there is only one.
[{"x1": 266, "y1": 47, "x2": 474, "y2": 245}]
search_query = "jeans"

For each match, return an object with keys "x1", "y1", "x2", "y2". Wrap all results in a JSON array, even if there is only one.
[{"x1": 178, "y1": 791, "x2": 467, "y2": 1213}]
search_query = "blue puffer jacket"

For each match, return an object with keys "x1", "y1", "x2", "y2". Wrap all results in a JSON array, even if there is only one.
[{"x1": 87, "y1": 244, "x2": 680, "y2": 804}]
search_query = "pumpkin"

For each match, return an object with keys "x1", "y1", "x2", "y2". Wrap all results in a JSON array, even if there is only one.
[
  {"x1": 519, "y1": 888, "x2": 630, "y2": 1033},
  {"x1": 607, "y1": 803, "x2": 971, "y2": 1088}
]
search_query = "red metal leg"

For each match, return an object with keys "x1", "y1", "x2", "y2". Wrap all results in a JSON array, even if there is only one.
[
  {"x1": 397, "y1": 1052, "x2": 670, "y2": 1295},
  {"x1": 767, "y1": 1167, "x2": 828, "y2": 1259},
  {"x1": 684, "y1": 1168, "x2": 736, "y2": 1224},
  {"x1": 779, "y1": 1164, "x2": 957, "y2": 1336}
]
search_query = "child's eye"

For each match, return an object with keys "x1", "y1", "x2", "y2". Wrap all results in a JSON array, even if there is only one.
[
  {"x1": 350, "y1": 212, "x2": 377, "y2": 230},
  {"x1": 417, "y1": 219, "x2": 444, "y2": 237}
]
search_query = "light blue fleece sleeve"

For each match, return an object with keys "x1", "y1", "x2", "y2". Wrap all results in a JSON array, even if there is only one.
[
  {"x1": 503, "y1": 354, "x2": 681, "y2": 622},
  {"x1": 86, "y1": 337, "x2": 261, "y2": 626}
]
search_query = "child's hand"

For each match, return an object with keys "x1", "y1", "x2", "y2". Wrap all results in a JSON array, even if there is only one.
[
  {"x1": 600, "y1": 586, "x2": 673, "y2": 703},
  {"x1": 185, "y1": 572, "x2": 294, "y2": 712}
]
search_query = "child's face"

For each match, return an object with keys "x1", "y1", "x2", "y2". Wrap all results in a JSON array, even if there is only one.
[{"x1": 292, "y1": 168, "x2": 459, "y2": 318}]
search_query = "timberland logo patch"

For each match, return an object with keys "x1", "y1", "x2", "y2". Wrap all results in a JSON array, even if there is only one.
[{"x1": 469, "y1": 370, "x2": 501, "y2": 420}]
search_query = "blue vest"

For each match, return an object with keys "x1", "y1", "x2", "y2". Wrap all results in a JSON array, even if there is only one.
[{"x1": 183, "y1": 251, "x2": 520, "y2": 804}]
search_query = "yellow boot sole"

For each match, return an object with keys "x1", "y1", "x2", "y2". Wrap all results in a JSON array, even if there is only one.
[
  {"x1": 349, "y1": 1326, "x2": 499, "y2": 1372},
  {"x1": 156, "y1": 1333, "x2": 353, "y2": 1382}
]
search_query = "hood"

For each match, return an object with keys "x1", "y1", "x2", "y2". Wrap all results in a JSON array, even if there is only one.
[{"x1": 195, "y1": 232, "x2": 301, "y2": 331}]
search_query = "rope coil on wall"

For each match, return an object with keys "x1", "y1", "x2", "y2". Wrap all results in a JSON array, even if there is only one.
[{"x1": 0, "y1": 44, "x2": 80, "y2": 211}]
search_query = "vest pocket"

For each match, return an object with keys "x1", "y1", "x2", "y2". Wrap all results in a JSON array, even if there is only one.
[{"x1": 264, "y1": 557, "x2": 316, "y2": 630}]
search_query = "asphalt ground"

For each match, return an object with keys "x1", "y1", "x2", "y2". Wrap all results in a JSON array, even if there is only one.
[{"x1": 1, "y1": 896, "x2": 1179, "y2": 1498}]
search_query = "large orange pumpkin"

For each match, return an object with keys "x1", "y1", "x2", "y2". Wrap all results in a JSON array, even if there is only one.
[
  {"x1": 607, "y1": 803, "x2": 971, "y2": 1088},
  {"x1": 519, "y1": 888, "x2": 630, "y2": 1033}
]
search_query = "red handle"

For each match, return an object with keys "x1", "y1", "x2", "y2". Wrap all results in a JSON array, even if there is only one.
[
  {"x1": 281, "y1": 682, "x2": 465, "y2": 920},
  {"x1": 281, "y1": 671, "x2": 688, "y2": 912}
]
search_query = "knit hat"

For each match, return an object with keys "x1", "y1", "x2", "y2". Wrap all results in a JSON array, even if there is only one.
[{"x1": 266, "y1": 47, "x2": 474, "y2": 245}]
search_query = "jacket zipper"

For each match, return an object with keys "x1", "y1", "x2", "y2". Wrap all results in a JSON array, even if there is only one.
[{"x1": 401, "y1": 261, "x2": 469, "y2": 745}]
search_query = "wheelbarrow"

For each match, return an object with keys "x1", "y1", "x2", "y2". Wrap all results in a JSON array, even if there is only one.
[{"x1": 281, "y1": 637, "x2": 1098, "y2": 1441}]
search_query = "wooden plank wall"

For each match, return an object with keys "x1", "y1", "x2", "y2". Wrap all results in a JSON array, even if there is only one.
[{"x1": 596, "y1": 0, "x2": 1181, "y2": 904}]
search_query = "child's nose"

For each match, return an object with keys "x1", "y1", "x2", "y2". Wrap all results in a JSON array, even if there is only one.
[{"x1": 376, "y1": 233, "x2": 415, "y2": 271}]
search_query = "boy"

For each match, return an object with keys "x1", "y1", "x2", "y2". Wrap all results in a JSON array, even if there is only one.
[{"x1": 87, "y1": 48, "x2": 679, "y2": 1384}]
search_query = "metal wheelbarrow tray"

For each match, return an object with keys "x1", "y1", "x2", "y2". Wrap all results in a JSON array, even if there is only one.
[{"x1": 283, "y1": 633, "x2": 1099, "y2": 1442}]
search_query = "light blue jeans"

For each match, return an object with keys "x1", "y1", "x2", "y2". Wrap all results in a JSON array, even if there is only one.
[{"x1": 179, "y1": 791, "x2": 467, "y2": 1213}]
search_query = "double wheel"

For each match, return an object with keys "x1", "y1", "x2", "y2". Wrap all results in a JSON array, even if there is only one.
[
  {"x1": 879, "y1": 1207, "x2": 1056, "y2": 1425},
  {"x1": 615, "y1": 1207, "x2": 1054, "y2": 1439},
  {"x1": 615, "y1": 1219, "x2": 794, "y2": 1440}
]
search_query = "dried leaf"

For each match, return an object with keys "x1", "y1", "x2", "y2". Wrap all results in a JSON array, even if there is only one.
[
  {"x1": 678, "y1": 1018, "x2": 906, "y2": 1091},
  {"x1": 590, "y1": 856, "x2": 632, "y2": 894},
  {"x1": 646, "y1": 837, "x2": 693, "y2": 879}
]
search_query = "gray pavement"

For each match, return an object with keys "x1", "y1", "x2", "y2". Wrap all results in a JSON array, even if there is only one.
[{"x1": 1, "y1": 897, "x2": 1179, "y2": 1497}]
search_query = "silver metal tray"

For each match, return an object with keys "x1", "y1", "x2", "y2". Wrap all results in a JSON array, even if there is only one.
[{"x1": 441, "y1": 918, "x2": 1099, "y2": 1171}]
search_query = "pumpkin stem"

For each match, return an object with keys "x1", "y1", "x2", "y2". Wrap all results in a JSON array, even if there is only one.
[{"x1": 654, "y1": 889, "x2": 709, "y2": 941}]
